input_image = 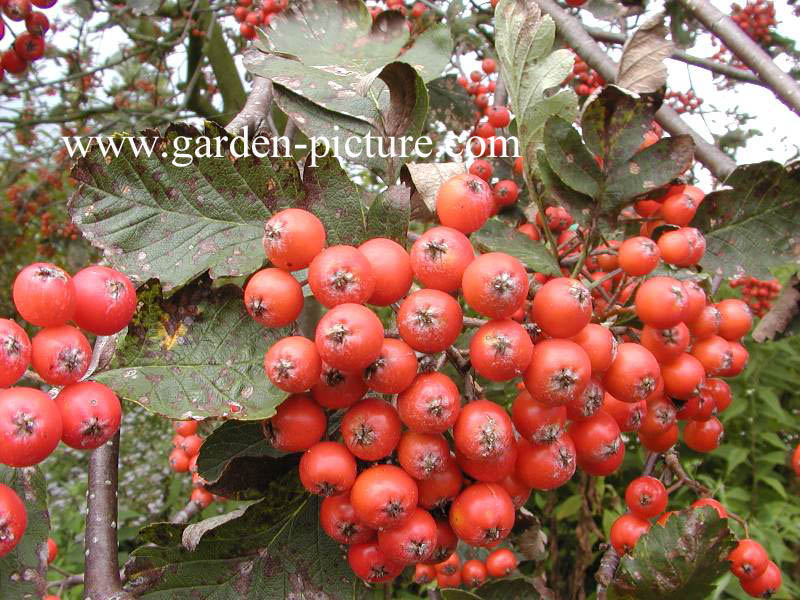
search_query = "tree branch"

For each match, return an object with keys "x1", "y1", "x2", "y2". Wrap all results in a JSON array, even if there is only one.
[
  {"x1": 171, "y1": 500, "x2": 202, "y2": 524},
  {"x1": 752, "y1": 275, "x2": 800, "y2": 342},
  {"x1": 677, "y1": 0, "x2": 800, "y2": 117},
  {"x1": 226, "y1": 77, "x2": 274, "y2": 136},
  {"x1": 585, "y1": 26, "x2": 765, "y2": 86},
  {"x1": 84, "y1": 432, "x2": 128, "y2": 599},
  {"x1": 533, "y1": 0, "x2": 737, "y2": 180}
]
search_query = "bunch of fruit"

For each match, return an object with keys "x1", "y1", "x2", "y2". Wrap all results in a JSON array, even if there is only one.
[
  {"x1": 232, "y1": 0, "x2": 289, "y2": 41},
  {"x1": 0, "y1": 0, "x2": 57, "y2": 81},
  {"x1": 412, "y1": 547, "x2": 517, "y2": 588},
  {"x1": 566, "y1": 54, "x2": 604, "y2": 97},
  {"x1": 729, "y1": 275, "x2": 781, "y2": 317},
  {"x1": 0, "y1": 263, "x2": 135, "y2": 558},
  {"x1": 731, "y1": 0, "x2": 777, "y2": 46},
  {"x1": 666, "y1": 89, "x2": 703, "y2": 114},
  {"x1": 369, "y1": 0, "x2": 427, "y2": 18},
  {"x1": 232, "y1": 159, "x2": 761, "y2": 587},
  {"x1": 169, "y1": 419, "x2": 215, "y2": 509},
  {"x1": 613, "y1": 479, "x2": 781, "y2": 598}
]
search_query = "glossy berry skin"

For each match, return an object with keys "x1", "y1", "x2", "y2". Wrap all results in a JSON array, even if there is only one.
[
  {"x1": 640, "y1": 323, "x2": 690, "y2": 364},
  {"x1": 569, "y1": 410, "x2": 624, "y2": 476},
  {"x1": 687, "y1": 304, "x2": 722, "y2": 340},
  {"x1": 3, "y1": 0, "x2": 31, "y2": 21},
  {"x1": 243, "y1": 268, "x2": 303, "y2": 328},
  {"x1": 312, "y1": 363, "x2": 367, "y2": 409},
  {"x1": 410, "y1": 226, "x2": 475, "y2": 292},
  {"x1": 728, "y1": 539, "x2": 768, "y2": 581},
  {"x1": 0, "y1": 387, "x2": 62, "y2": 467},
  {"x1": 716, "y1": 298, "x2": 753, "y2": 341},
  {"x1": 31, "y1": 326, "x2": 91, "y2": 386},
  {"x1": 661, "y1": 353, "x2": 706, "y2": 400},
  {"x1": 740, "y1": 560, "x2": 781, "y2": 598},
  {"x1": 262, "y1": 394, "x2": 326, "y2": 453},
  {"x1": 691, "y1": 335, "x2": 733, "y2": 376},
  {"x1": 169, "y1": 448, "x2": 190, "y2": 472},
  {"x1": 2, "y1": 49, "x2": 27, "y2": 75},
  {"x1": 46, "y1": 537, "x2": 57, "y2": 563},
  {"x1": 618, "y1": 237, "x2": 661, "y2": 276},
  {"x1": 524, "y1": 339, "x2": 591, "y2": 407},
  {"x1": 377, "y1": 507, "x2": 437, "y2": 564},
  {"x1": 635, "y1": 276, "x2": 688, "y2": 329},
  {"x1": 264, "y1": 336, "x2": 321, "y2": 393},
  {"x1": 470, "y1": 319, "x2": 533, "y2": 382},
  {"x1": 462, "y1": 252, "x2": 529, "y2": 319},
  {"x1": 348, "y1": 541, "x2": 404, "y2": 583},
  {"x1": 174, "y1": 420, "x2": 197, "y2": 437},
  {"x1": 449, "y1": 483, "x2": 514, "y2": 547},
  {"x1": 486, "y1": 106, "x2": 511, "y2": 128},
  {"x1": 414, "y1": 563, "x2": 436, "y2": 584},
  {"x1": 683, "y1": 417, "x2": 724, "y2": 453},
  {"x1": 456, "y1": 439, "x2": 517, "y2": 483},
  {"x1": 14, "y1": 33, "x2": 44, "y2": 62},
  {"x1": 308, "y1": 245, "x2": 375, "y2": 308},
  {"x1": 0, "y1": 319, "x2": 31, "y2": 388},
  {"x1": 625, "y1": 476, "x2": 668, "y2": 519},
  {"x1": 397, "y1": 372, "x2": 462, "y2": 434},
  {"x1": 319, "y1": 493, "x2": 375, "y2": 545},
  {"x1": 417, "y1": 457, "x2": 463, "y2": 510},
  {"x1": 350, "y1": 464, "x2": 419, "y2": 531},
  {"x1": 492, "y1": 180, "x2": 519, "y2": 208},
  {"x1": 610, "y1": 514, "x2": 650, "y2": 555},
  {"x1": 639, "y1": 397, "x2": 677, "y2": 436},
  {"x1": 532, "y1": 278, "x2": 592, "y2": 339},
  {"x1": 12, "y1": 263, "x2": 75, "y2": 327},
  {"x1": 358, "y1": 238, "x2": 413, "y2": 306},
  {"x1": 299, "y1": 441, "x2": 357, "y2": 497},
  {"x1": 566, "y1": 377, "x2": 604, "y2": 422},
  {"x1": 340, "y1": 397, "x2": 402, "y2": 461},
  {"x1": 603, "y1": 343, "x2": 661, "y2": 404},
  {"x1": 512, "y1": 390, "x2": 567, "y2": 444},
  {"x1": 314, "y1": 303, "x2": 383, "y2": 373},
  {"x1": 0, "y1": 484, "x2": 27, "y2": 558},
  {"x1": 639, "y1": 423, "x2": 679, "y2": 453},
  {"x1": 263, "y1": 208, "x2": 326, "y2": 271},
  {"x1": 571, "y1": 323, "x2": 617, "y2": 374},
  {"x1": 190, "y1": 487, "x2": 213, "y2": 509},
  {"x1": 363, "y1": 338, "x2": 417, "y2": 394},
  {"x1": 396, "y1": 289, "x2": 463, "y2": 353},
  {"x1": 485, "y1": 548, "x2": 517, "y2": 577},
  {"x1": 434, "y1": 547, "x2": 460, "y2": 574},
  {"x1": 515, "y1": 435, "x2": 576, "y2": 490},
  {"x1": 454, "y1": 400, "x2": 514, "y2": 461},
  {"x1": 54, "y1": 382, "x2": 121, "y2": 450},
  {"x1": 71, "y1": 266, "x2": 137, "y2": 335},
  {"x1": 397, "y1": 431, "x2": 451, "y2": 480},
  {"x1": 692, "y1": 497, "x2": 727, "y2": 518},
  {"x1": 469, "y1": 159, "x2": 493, "y2": 181},
  {"x1": 436, "y1": 173, "x2": 494, "y2": 234},
  {"x1": 462, "y1": 559, "x2": 488, "y2": 587},
  {"x1": 603, "y1": 394, "x2": 646, "y2": 433}
]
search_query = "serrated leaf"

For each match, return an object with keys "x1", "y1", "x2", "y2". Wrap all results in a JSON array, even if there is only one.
[
  {"x1": 543, "y1": 117, "x2": 602, "y2": 198},
  {"x1": 471, "y1": 219, "x2": 561, "y2": 276},
  {"x1": 495, "y1": 0, "x2": 577, "y2": 175},
  {"x1": 617, "y1": 13, "x2": 675, "y2": 93},
  {"x1": 581, "y1": 86, "x2": 663, "y2": 172},
  {"x1": 125, "y1": 494, "x2": 366, "y2": 599},
  {"x1": 603, "y1": 135, "x2": 694, "y2": 210},
  {"x1": 693, "y1": 161, "x2": 800, "y2": 279},
  {"x1": 398, "y1": 24, "x2": 454, "y2": 82},
  {"x1": 610, "y1": 506, "x2": 737, "y2": 600},
  {"x1": 366, "y1": 184, "x2": 411, "y2": 244},
  {"x1": 537, "y1": 150, "x2": 595, "y2": 224},
  {"x1": 0, "y1": 467, "x2": 49, "y2": 600},
  {"x1": 427, "y1": 75, "x2": 479, "y2": 132},
  {"x1": 95, "y1": 284, "x2": 290, "y2": 421},
  {"x1": 68, "y1": 122, "x2": 303, "y2": 292},
  {"x1": 401, "y1": 162, "x2": 467, "y2": 219}
]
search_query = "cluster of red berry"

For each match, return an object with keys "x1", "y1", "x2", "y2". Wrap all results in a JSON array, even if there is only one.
[
  {"x1": 613, "y1": 479, "x2": 781, "y2": 597},
  {"x1": 729, "y1": 276, "x2": 781, "y2": 317},
  {"x1": 229, "y1": 158, "x2": 761, "y2": 586},
  {"x1": 731, "y1": 0, "x2": 777, "y2": 45},
  {"x1": 168, "y1": 419, "x2": 216, "y2": 509},
  {"x1": 232, "y1": 0, "x2": 288, "y2": 41},
  {"x1": 567, "y1": 54, "x2": 605, "y2": 97},
  {"x1": 412, "y1": 547, "x2": 517, "y2": 588},
  {"x1": 666, "y1": 89, "x2": 703, "y2": 114},
  {"x1": 0, "y1": 0, "x2": 56, "y2": 81},
  {"x1": 0, "y1": 263, "x2": 135, "y2": 559}
]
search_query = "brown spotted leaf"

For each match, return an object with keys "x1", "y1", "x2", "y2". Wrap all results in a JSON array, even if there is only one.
[
  {"x1": 401, "y1": 161, "x2": 467, "y2": 219},
  {"x1": 68, "y1": 122, "x2": 303, "y2": 293},
  {"x1": 617, "y1": 13, "x2": 675, "y2": 93},
  {"x1": 94, "y1": 283, "x2": 290, "y2": 421}
]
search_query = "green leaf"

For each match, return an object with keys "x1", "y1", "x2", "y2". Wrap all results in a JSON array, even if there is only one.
[
  {"x1": 471, "y1": 219, "x2": 561, "y2": 276},
  {"x1": 195, "y1": 420, "x2": 299, "y2": 500},
  {"x1": 610, "y1": 506, "x2": 737, "y2": 600},
  {"x1": 427, "y1": 75, "x2": 479, "y2": 132},
  {"x1": 542, "y1": 117, "x2": 602, "y2": 198},
  {"x1": 125, "y1": 494, "x2": 367, "y2": 598},
  {"x1": 68, "y1": 122, "x2": 303, "y2": 292},
  {"x1": 300, "y1": 155, "x2": 369, "y2": 245},
  {"x1": 555, "y1": 494, "x2": 582, "y2": 520},
  {"x1": 495, "y1": 0, "x2": 577, "y2": 175},
  {"x1": 581, "y1": 86, "x2": 663, "y2": 172},
  {"x1": 602, "y1": 135, "x2": 694, "y2": 211},
  {"x1": 537, "y1": 150, "x2": 595, "y2": 224},
  {"x1": 398, "y1": 24, "x2": 454, "y2": 82},
  {"x1": 693, "y1": 161, "x2": 800, "y2": 279},
  {"x1": 366, "y1": 184, "x2": 411, "y2": 244},
  {"x1": 0, "y1": 467, "x2": 49, "y2": 600},
  {"x1": 95, "y1": 283, "x2": 289, "y2": 421}
]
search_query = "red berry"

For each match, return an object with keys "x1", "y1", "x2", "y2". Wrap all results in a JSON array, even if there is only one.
[
  {"x1": 728, "y1": 539, "x2": 769, "y2": 581},
  {"x1": 0, "y1": 484, "x2": 27, "y2": 557},
  {"x1": 243, "y1": 268, "x2": 303, "y2": 327},
  {"x1": 363, "y1": 338, "x2": 418, "y2": 395},
  {"x1": 320, "y1": 493, "x2": 375, "y2": 545},
  {"x1": 524, "y1": 339, "x2": 591, "y2": 407},
  {"x1": 340, "y1": 397, "x2": 402, "y2": 461},
  {"x1": 377, "y1": 507, "x2": 438, "y2": 564},
  {"x1": 72, "y1": 266, "x2": 137, "y2": 335},
  {"x1": 350, "y1": 464, "x2": 418, "y2": 531},
  {"x1": 449, "y1": 482, "x2": 514, "y2": 547},
  {"x1": 54, "y1": 382, "x2": 121, "y2": 450},
  {"x1": 436, "y1": 174, "x2": 494, "y2": 234},
  {"x1": 462, "y1": 252, "x2": 528, "y2": 319},
  {"x1": 610, "y1": 513, "x2": 650, "y2": 555},
  {"x1": 357, "y1": 238, "x2": 413, "y2": 306},
  {"x1": 263, "y1": 336, "x2": 322, "y2": 393},
  {"x1": 470, "y1": 319, "x2": 533, "y2": 381},
  {"x1": 262, "y1": 393, "x2": 326, "y2": 453},
  {"x1": 314, "y1": 303, "x2": 383, "y2": 372},
  {"x1": 348, "y1": 541, "x2": 404, "y2": 583},
  {"x1": 12, "y1": 263, "x2": 75, "y2": 327},
  {"x1": 31, "y1": 326, "x2": 91, "y2": 386},
  {"x1": 0, "y1": 319, "x2": 31, "y2": 388},
  {"x1": 299, "y1": 441, "x2": 357, "y2": 497},
  {"x1": 532, "y1": 277, "x2": 592, "y2": 338},
  {"x1": 485, "y1": 548, "x2": 517, "y2": 577},
  {"x1": 397, "y1": 372, "x2": 461, "y2": 434},
  {"x1": 410, "y1": 226, "x2": 475, "y2": 293},
  {"x1": 396, "y1": 289, "x2": 463, "y2": 353},
  {"x1": 308, "y1": 245, "x2": 375, "y2": 308},
  {"x1": 263, "y1": 208, "x2": 326, "y2": 271},
  {"x1": 0, "y1": 387, "x2": 62, "y2": 467},
  {"x1": 625, "y1": 476, "x2": 668, "y2": 519}
]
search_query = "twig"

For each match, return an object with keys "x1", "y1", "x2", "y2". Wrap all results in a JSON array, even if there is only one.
[
  {"x1": 642, "y1": 451, "x2": 659, "y2": 476},
  {"x1": 171, "y1": 500, "x2": 202, "y2": 524},
  {"x1": 752, "y1": 275, "x2": 800, "y2": 342},
  {"x1": 84, "y1": 432, "x2": 127, "y2": 599},
  {"x1": 225, "y1": 77, "x2": 274, "y2": 136},
  {"x1": 595, "y1": 544, "x2": 620, "y2": 597},
  {"x1": 533, "y1": 0, "x2": 737, "y2": 180},
  {"x1": 678, "y1": 0, "x2": 800, "y2": 117},
  {"x1": 663, "y1": 449, "x2": 711, "y2": 495},
  {"x1": 463, "y1": 317, "x2": 489, "y2": 328}
]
